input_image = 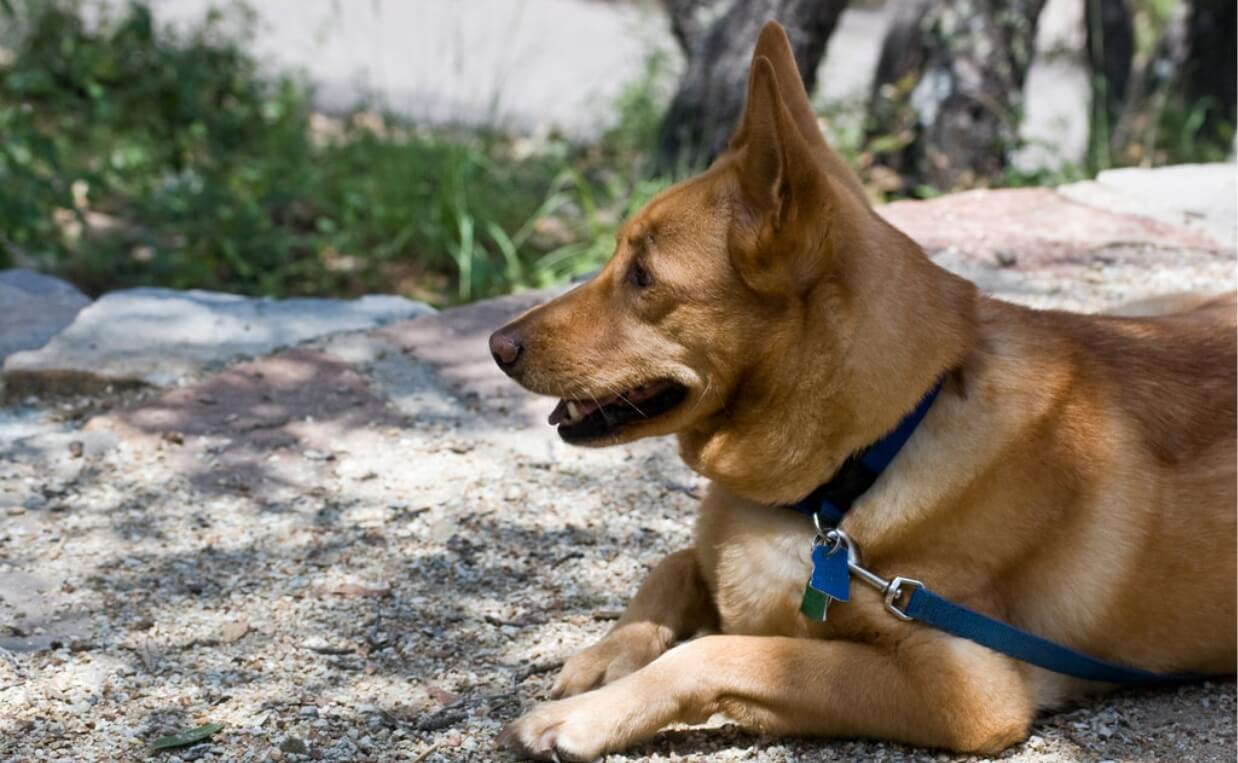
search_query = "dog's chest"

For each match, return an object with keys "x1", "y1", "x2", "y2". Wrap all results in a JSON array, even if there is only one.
[{"x1": 697, "y1": 494, "x2": 820, "y2": 637}]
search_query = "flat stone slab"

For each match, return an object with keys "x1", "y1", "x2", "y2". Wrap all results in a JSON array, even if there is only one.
[
  {"x1": 1058, "y1": 163, "x2": 1237, "y2": 249},
  {"x1": 0, "y1": 269, "x2": 90, "y2": 365},
  {"x1": 881, "y1": 187, "x2": 1228, "y2": 268},
  {"x1": 2, "y1": 288, "x2": 434, "y2": 398},
  {"x1": 376, "y1": 287, "x2": 566, "y2": 430}
]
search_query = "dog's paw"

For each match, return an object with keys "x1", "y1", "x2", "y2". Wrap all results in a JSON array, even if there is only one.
[
  {"x1": 550, "y1": 624, "x2": 667, "y2": 698},
  {"x1": 497, "y1": 696, "x2": 609, "y2": 761}
]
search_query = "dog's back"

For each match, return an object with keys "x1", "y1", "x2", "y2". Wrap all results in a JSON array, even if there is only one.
[
  {"x1": 1066, "y1": 292, "x2": 1235, "y2": 465},
  {"x1": 971, "y1": 291, "x2": 1237, "y2": 676}
]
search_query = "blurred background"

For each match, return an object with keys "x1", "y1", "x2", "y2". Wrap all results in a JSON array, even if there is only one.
[{"x1": 1, "y1": 0, "x2": 1234, "y2": 307}]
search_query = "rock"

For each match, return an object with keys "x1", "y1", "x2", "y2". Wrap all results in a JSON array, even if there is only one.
[
  {"x1": 376, "y1": 287, "x2": 567, "y2": 437},
  {"x1": 1059, "y1": 164, "x2": 1237, "y2": 249},
  {"x1": 0, "y1": 269, "x2": 90, "y2": 365},
  {"x1": 219, "y1": 620, "x2": 250, "y2": 643},
  {"x1": 302, "y1": 635, "x2": 354, "y2": 655},
  {"x1": 880, "y1": 185, "x2": 1234, "y2": 312},
  {"x1": 3, "y1": 288, "x2": 434, "y2": 398},
  {"x1": 881, "y1": 187, "x2": 1226, "y2": 268}
]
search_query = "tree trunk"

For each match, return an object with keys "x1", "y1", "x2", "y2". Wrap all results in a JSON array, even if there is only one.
[
  {"x1": 1182, "y1": 0, "x2": 1236, "y2": 143},
  {"x1": 1112, "y1": 0, "x2": 1234, "y2": 162},
  {"x1": 866, "y1": 0, "x2": 1047, "y2": 194},
  {"x1": 1085, "y1": 0, "x2": 1134, "y2": 129},
  {"x1": 656, "y1": 0, "x2": 849, "y2": 173}
]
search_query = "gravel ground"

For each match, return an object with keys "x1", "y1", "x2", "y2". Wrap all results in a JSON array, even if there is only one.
[{"x1": 1, "y1": 255, "x2": 1235, "y2": 762}]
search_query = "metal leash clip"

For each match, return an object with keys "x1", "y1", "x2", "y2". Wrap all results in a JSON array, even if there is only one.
[{"x1": 819, "y1": 527, "x2": 925, "y2": 622}]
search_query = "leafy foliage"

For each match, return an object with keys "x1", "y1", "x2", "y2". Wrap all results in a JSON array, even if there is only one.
[{"x1": 0, "y1": 0, "x2": 663, "y2": 304}]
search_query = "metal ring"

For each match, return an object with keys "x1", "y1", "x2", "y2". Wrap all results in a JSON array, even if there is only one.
[
  {"x1": 824, "y1": 527, "x2": 850, "y2": 554},
  {"x1": 883, "y1": 576, "x2": 924, "y2": 622},
  {"x1": 812, "y1": 511, "x2": 828, "y2": 537}
]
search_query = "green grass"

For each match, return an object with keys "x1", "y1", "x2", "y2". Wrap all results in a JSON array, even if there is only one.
[{"x1": 0, "y1": 0, "x2": 667, "y2": 305}]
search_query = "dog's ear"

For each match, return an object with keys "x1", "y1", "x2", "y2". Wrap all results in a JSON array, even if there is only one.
[
  {"x1": 727, "y1": 55, "x2": 827, "y2": 294},
  {"x1": 745, "y1": 20, "x2": 869, "y2": 205},
  {"x1": 748, "y1": 21, "x2": 828, "y2": 152},
  {"x1": 730, "y1": 55, "x2": 806, "y2": 225},
  {"x1": 727, "y1": 52, "x2": 846, "y2": 296}
]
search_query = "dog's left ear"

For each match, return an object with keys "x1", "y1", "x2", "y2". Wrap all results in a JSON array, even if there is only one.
[
  {"x1": 727, "y1": 55, "x2": 829, "y2": 294},
  {"x1": 731, "y1": 56, "x2": 797, "y2": 222},
  {"x1": 739, "y1": 21, "x2": 830, "y2": 154}
]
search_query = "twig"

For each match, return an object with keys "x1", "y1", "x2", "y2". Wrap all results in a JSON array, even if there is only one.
[
  {"x1": 513, "y1": 659, "x2": 563, "y2": 684},
  {"x1": 413, "y1": 688, "x2": 521, "y2": 732}
]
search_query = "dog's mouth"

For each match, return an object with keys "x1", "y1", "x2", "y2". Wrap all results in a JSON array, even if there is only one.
[{"x1": 547, "y1": 379, "x2": 689, "y2": 443}]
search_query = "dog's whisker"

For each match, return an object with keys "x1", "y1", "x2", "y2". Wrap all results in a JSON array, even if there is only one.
[
  {"x1": 616, "y1": 392, "x2": 646, "y2": 417},
  {"x1": 601, "y1": 380, "x2": 647, "y2": 418},
  {"x1": 687, "y1": 378, "x2": 711, "y2": 416}
]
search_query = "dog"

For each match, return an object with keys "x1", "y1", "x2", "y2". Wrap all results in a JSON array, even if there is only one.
[{"x1": 488, "y1": 21, "x2": 1236, "y2": 761}]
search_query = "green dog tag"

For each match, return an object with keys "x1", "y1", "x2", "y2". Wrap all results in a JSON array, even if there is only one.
[{"x1": 800, "y1": 584, "x2": 832, "y2": 621}]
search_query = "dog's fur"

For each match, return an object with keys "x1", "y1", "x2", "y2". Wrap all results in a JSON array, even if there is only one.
[{"x1": 491, "y1": 22, "x2": 1236, "y2": 760}]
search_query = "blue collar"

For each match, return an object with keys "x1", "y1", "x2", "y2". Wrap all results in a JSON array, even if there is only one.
[{"x1": 787, "y1": 377, "x2": 944, "y2": 523}]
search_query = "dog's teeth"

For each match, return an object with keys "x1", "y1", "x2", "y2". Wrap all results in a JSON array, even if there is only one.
[{"x1": 567, "y1": 401, "x2": 581, "y2": 423}]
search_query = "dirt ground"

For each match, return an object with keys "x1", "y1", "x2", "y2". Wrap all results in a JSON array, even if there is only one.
[
  {"x1": 2, "y1": 315, "x2": 1234, "y2": 762},
  {"x1": 2, "y1": 179, "x2": 1236, "y2": 761}
]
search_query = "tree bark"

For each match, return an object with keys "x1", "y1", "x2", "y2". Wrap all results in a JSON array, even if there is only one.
[
  {"x1": 866, "y1": 0, "x2": 1047, "y2": 193},
  {"x1": 1085, "y1": 0, "x2": 1134, "y2": 129},
  {"x1": 1182, "y1": 0, "x2": 1236, "y2": 143},
  {"x1": 656, "y1": 0, "x2": 849, "y2": 173},
  {"x1": 1112, "y1": 0, "x2": 1234, "y2": 162}
]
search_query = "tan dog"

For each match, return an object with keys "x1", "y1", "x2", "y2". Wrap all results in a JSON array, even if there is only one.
[{"x1": 489, "y1": 21, "x2": 1236, "y2": 761}]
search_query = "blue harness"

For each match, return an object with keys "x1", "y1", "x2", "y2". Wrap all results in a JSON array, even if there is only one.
[{"x1": 788, "y1": 377, "x2": 1199, "y2": 684}]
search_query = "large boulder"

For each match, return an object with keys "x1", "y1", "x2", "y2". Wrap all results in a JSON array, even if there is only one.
[{"x1": 3, "y1": 288, "x2": 434, "y2": 398}]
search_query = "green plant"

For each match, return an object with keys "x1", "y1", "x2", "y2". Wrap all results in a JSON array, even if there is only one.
[{"x1": 0, "y1": 0, "x2": 672, "y2": 304}]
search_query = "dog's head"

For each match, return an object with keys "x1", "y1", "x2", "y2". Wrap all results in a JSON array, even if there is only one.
[{"x1": 489, "y1": 22, "x2": 972, "y2": 502}]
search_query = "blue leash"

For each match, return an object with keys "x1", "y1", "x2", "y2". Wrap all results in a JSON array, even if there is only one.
[
  {"x1": 903, "y1": 587, "x2": 1199, "y2": 684},
  {"x1": 790, "y1": 377, "x2": 1202, "y2": 685}
]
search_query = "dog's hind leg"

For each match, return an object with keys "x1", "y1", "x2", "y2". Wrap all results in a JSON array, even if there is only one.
[
  {"x1": 503, "y1": 631, "x2": 1035, "y2": 760},
  {"x1": 549, "y1": 549, "x2": 718, "y2": 698}
]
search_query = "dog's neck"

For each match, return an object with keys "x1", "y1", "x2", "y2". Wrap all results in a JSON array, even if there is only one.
[{"x1": 677, "y1": 212, "x2": 978, "y2": 505}]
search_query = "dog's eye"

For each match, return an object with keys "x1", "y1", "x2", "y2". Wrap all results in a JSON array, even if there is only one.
[{"x1": 627, "y1": 261, "x2": 653, "y2": 289}]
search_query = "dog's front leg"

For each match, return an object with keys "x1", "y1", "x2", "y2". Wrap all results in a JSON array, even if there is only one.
[
  {"x1": 503, "y1": 632, "x2": 1035, "y2": 760},
  {"x1": 549, "y1": 548, "x2": 717, "y2": 698}
]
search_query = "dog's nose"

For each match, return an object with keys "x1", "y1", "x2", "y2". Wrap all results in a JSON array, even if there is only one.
[{"x1": 489, "y1": 330, "x2": 523, "y2": 370}]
